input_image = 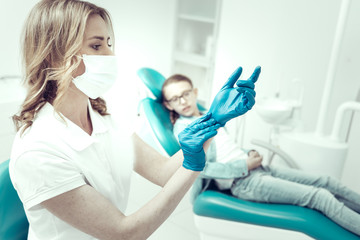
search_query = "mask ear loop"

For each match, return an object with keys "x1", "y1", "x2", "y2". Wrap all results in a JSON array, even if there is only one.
[{"x1": 71, "y1": 54, "x2": 86, "y2": 81}]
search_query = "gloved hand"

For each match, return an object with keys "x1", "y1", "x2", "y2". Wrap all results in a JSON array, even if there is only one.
[
  {"x1": 208, "y1": 66, "x2": 261, "y2": 126},
  {"x1": 178, "y1": 113, "x2": 221, "y2": 171}
]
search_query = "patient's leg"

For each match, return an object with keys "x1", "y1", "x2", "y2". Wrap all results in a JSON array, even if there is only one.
[
  {"x1": 231, "y1": 172, "x2": 360, "y2": 236},
  {"x1": 266, "y1": 165, "x2": 360, "y2": 213},
  {"x1": 336, "y1": 196, "x2": 360, "y2": 214}
]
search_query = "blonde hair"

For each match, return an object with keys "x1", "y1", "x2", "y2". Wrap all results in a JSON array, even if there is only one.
[
  {"x1": 13, "y1": 0, "x2": 114, "y2": 134},
  {"x1": 161, "y1": 74, "x2": 193, "y2": 124}
]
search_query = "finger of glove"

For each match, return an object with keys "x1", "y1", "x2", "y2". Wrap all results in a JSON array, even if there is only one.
[
  {"x1": 245, "y1": 91, "x2": 256, "y2": 110},
  {"x1": 196, "y1": 118, "x2": 217, "y2": 131},
  {"x1": 178, "y1": 131, "x2": 191, "y2": 144},
  {"x1": 208, "y1": 124, "x2": 221, "y2": 132},
  {"x1": 184, "y1": 119, "x2": 217, "y2": 140},
  {"x1": 202, "y1": 129, "x2": 218, "y2": 142},
  {"x1": 236, "y1": 87, "x2": 256, "y2": 98},
  {"x1": 198, "y1": 112, "x2": 212, "y2": 123},
  {"x1": 221, "y1": 66, "x2": 243, "y2": 90},
  {"x1": 248, "y1": 66, "x2": 261, "y2": 83},
  {"x1": 195, "y1": 124, "x2": 219, "y2": 139},
  {"x1": 186, "y1": 113, "x2": 213, "y2": 131},
  {"x1": 236, "y1": 80, "x2": 255, "y2": 89}
]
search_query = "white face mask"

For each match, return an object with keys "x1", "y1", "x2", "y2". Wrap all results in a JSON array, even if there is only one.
[{"x1": 73, "y1": 54, "x2": 119, "y2": 99}]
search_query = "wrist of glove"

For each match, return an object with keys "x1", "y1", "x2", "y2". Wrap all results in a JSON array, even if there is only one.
[
  {"x1": 178, "y1": 113, "x2": 220, "y2": 172},
  {"x1": 181, "y1": 147, "x2": 206, "y2": 171}
]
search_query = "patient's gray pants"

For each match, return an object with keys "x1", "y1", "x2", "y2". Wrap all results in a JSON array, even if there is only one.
[{"x1": 230, "y1": 165, "x2": 360, "y2": 236}]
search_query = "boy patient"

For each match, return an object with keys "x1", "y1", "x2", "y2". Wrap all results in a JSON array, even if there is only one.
[{"x1": 161, "y1": 73, "x2": 360, "y2": 236}]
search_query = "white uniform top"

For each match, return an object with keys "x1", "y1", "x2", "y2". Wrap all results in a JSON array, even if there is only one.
[{"x1": 9, "y1": 101, "x2": 134, "y2": 240}]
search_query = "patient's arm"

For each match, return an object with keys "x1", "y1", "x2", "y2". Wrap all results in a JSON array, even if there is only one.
[
  {"x1": 200, "y1": 160, "x2": 249, "y2": 179},
  {"x1": 246, "y1": 150, "x2": 263, "y2": 170}
]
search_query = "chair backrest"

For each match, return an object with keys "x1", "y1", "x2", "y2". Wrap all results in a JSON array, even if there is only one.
[
  {"x1": 137, "y1": 68, "x2": 166, "y2": 101},
  {"x1": 137, "y1": 67, "x2": 209, "y2": 156},
  {"x1": 0, "y1": 160, "x2": 29, "y2": 240},
  {"x1": 140, "y1": 98, "x2": 180, "y2": 156}
]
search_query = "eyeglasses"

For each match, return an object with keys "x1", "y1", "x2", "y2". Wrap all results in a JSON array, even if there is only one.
[{"x1": 166, "y1": 89, "x2": 193, "y2": 105}]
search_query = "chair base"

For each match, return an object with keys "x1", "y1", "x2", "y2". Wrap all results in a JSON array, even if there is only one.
[{"x1": 193, "y1": 214, "x2": 314, "y2": 240}]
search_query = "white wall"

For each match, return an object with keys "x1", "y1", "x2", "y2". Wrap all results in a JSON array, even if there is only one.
[
  {"x1": 0, "y1": 0, "x2": 39, "y2": 163},
  {"x1": 0, "y1": 0, "x2": 176, "y2": 160},
  {"x1": 213, "y1": 0, "x2": 360, "y2": 191},
  {"x1": 0, "y1": 0, "x2": 39, "y2": 75},
  {"x1": 2, "y1": 0, "x2": 359, "y2": 192},
  {"x1": 0, "y1": 0, "x2": 176, "y2": 77},
  {"x1": 88, "y1": 0, "x2": 177, "y2": 124}
]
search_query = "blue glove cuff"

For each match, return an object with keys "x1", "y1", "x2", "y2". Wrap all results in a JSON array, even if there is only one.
[{"x1": 182, "y1": 148, "x2": 206, "y2": 171}]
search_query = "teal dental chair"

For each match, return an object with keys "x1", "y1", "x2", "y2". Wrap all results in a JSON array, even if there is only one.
[
  {"x1": 0, "y1": 159, "x2": 29, "y2": 240},
  {"x1": 137, "y1": 67, "x2": 360, "y2": 240},
  {"x1": 137, "y1": 67, "x2": 166, "y2": 101}
]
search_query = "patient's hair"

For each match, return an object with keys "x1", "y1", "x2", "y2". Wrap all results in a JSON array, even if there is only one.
[
  {"x1": 161, "y1": 74, "x2": 193, "y2": 124},
  {"x1": 13, "y1": 0, "x2": 114, "y2": 134}
]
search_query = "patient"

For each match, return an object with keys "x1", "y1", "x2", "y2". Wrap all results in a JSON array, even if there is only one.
[{"x1": 161, "y1": 73, "x2": 360, "y2": 236}]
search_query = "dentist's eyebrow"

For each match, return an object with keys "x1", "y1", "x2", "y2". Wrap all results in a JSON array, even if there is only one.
[{"x1": 87, "y1": 36, "x2": 105, "y2": 41}]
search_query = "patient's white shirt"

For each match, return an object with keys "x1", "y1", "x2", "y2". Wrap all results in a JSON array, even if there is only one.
[
  {"x1": 9, "y1": 102, "x2": 134, "y2": 240},
  {"x1": 214, "y1": 128, "x2": 248, "y2": 189}
]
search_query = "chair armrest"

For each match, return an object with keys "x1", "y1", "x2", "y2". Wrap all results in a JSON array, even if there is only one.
[{"x1": 251, "y1": 139, "x2": 300, "y2": 169}]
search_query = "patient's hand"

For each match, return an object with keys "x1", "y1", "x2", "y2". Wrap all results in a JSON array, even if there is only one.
[{"x1": 246, "y1": 150, "x2": 263, "y2": 171}]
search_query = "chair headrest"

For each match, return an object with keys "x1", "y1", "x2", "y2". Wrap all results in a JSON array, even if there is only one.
[
  {"x1": 137, "y1": 68, "x2": 166, "y2": 101},
  {"x1": 140, "y1": 98, "x2": 180, "y2": 156}
]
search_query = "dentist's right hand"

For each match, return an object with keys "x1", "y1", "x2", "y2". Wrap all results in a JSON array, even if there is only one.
[
  {"x1": 208, "y1": 66, "x2": 261, "y2": 126},
  {"x1": 178, "y1": 113, "x2": 220, "y2": 171}
]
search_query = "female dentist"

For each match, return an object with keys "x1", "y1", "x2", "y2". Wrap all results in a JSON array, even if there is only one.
[{"x1": 9, "y1": 0, "x2": 259, "y2": 239}]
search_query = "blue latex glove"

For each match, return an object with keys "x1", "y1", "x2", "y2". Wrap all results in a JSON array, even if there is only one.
[
  {"x1": 208, "y1": 66, "x2": 261, "y2": 126},
  {"x1": 178, "y1": 113, "x2": 221, "y2": 171}
]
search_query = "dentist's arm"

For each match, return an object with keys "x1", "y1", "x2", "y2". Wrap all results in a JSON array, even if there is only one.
[
  {"x1": 134, "y1": 113, "x2": 219, "y2": 187},
  {"x1": 41, "y1": 114, "x2": 219, "y2": 240},
  {"x1": 41, "y1": 168, "x2": 199, "y2": 240}
]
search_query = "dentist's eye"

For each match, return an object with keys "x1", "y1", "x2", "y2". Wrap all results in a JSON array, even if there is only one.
[{"x1": 92, "y1": 44, "x2": 101, "y2": 50}]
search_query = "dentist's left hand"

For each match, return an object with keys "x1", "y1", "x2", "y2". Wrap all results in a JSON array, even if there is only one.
[
  {"x1": 208, "y1": 66, "x2": 261, "y2": 126},
  {"x1": 178, "y1": 113, "x2": 221, "y2": 171}
]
